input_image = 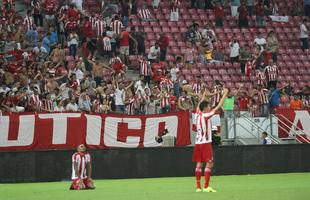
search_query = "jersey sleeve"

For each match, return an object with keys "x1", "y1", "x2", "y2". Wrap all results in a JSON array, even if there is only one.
[
  {"x1": 202, "y1": 110, "x2": 215, "y2": 118},
  {"x1": 85, "y1": 153, "x2": 91, "y2": 163},
  {"x1": 72, "y1": 153, "x2": 80, "y2": 163}
]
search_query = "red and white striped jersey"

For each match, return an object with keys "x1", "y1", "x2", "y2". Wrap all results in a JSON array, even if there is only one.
[
  {"x1": 144, "y1": 94, "x2": 150, "y2": 103},
  {"x1": 256, "y1": 70, "x2": 266, "y2": 86},
  {"x1": 195, "y1": 31, "x2": 203, "y2": 40},
  {"x1": 192, "y1": 82, "x2": 202, "y2": 94},
  {"x1": 212, "y1": 85, "x2": 222, "y2": 108},
  {"x1": 23, "y1": 16, "x2": 33, "y2": 32},
  {"x1": 257, "y1": 89, "x2": 269, "y2": 104},
  {"x1": 195, "y1": 110, "x2": 215, "y2": 144},
  {"x1": 65, "y1": 21, "x2": 78, "y2": 30},
  {"x1": 89, "y1": 16, "x2": 97, "y2": 28},
  {"x1": 29, "y1": 94, "x2": 41, "y2": 111},
  {"x1": 42, "y1": 99, "x2": 54, "y2": 111},
  {"x1": 93, "y1": 99, "x2": 101, "y2": 113},
  {"x1": 160, "y1": 79, "x2": 174, "y2": 91},
  {"x1": 138, "y1": 9, "x2": 151, "y2": 19},
  {"x1": 139, "y1": 59, "x2": 151, "y2": 76},
  {"x1": 160, "y1": 95, "x2": 170, "y2": 108},
  {"x1": 126, "y1": 96, "x2": 138, "y2": 115},
  {"x1": 109, "y1": 56, "x2": 122, "y2": 65},
  {"x1": 265, "y1": 64, "x2": 278, "y2": 82},
  {"x1": 171, "y1": 0, "x2": 180, "y2": 12},
  {"x1": 110, "y1": 19, "x2": 123, "y2": 35},
  {"x1": 102, "y1": 36, "x2": 112, "y2": 51},
  {"x1": 95, "y1": 19, "x2": 106, "y2": 37},
  {"x1": 71, "y1": 152, "x2": 91, "y2": 180},
  {"x1": 245, "y1": 61, "x2": 253, "y2": 77},
  {"x1": 303, "y1": 99, "x2": 310, "y2": 107}
]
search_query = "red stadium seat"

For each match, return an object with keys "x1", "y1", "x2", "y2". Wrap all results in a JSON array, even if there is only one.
[
  {"x1": 181, "y1": 69, "x2": 191, "y2": 75},
  {"x1": 210, "y1": 69, "x2": 218, "y2": 74},
  {"x1": 222, "y1": 75, "x2": 231, "y2": 81},
  {"x1": 185, "y1": 74, "x2": 194, "y2": 80},
  {"x1": 177, "y1": 41, "x2": 186, "y2": 47},
  {"x1": 191, "y1": 68, "x2": 200, "y2": 75},
  {"x1": 203, "y1": 75, "x2": 213, "y2": 82},
  {"x1": 153, "y1": 27, "x2": 162, "y2": 33},
  {"x1": 144, "y1": 27, "x2": 153, "y2": 33},
  {"x1": 200, "y1": 68, "x2": 209, "y2": 74},
  {"x1": 162, "y1": 27, "x2": 170, "y2": 33}
]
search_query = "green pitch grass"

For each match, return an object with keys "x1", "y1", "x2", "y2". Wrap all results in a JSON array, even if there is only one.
[{"x1": 1, "y1": 173, "x2": 309, "y2": 200}]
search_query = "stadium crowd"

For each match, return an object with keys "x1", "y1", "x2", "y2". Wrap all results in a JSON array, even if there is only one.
[{"x1": 0, "y1": 0, "x2": 309, "y2": 117}]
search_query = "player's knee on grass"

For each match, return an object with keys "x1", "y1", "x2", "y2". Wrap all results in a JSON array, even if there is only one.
[
  {"x1": 70, "y1": 179, "x2": 86, "y2": 190},
  {"x1": 84, "y1": 178, "x2": 95, "y2": 189}
]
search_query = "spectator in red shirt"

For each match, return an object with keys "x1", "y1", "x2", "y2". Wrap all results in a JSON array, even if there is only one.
[
  {"x1": 120, "y1": 27, "x2": 138, "y2": 65},
  {"x1": 152, "y1": 69, "x2": 164, "y2": 84},
  {"x1": 67, "y1": 4, "x2": 80, "y2": 22},
  {"x1": 112, "y1": 61, "x2": 125, "y2": 77},
  {"x1": 44, "y1": 0, "x2": 57, "y2": 27},
  {"x1": 238, "y1": 3, "x2": 248, "y2": 28},
  {"x1": 214, "y1": 2, "x2": 224, "y2": 27},
  {"x1": 158, "y1": 32, "x2": 169, "y2": 61},
  {"x1": 238, "y1": 91, "x2": 250, "y2": 112},
  {"x1": 169, "y1": 88, "x2": 177, "y2": 112},
  {"x1": 81, "y1": 16, "x2": 95, "y2": 42},
  {"x1": 65, "y1": 17, "x2": 78, "y2": 32}
]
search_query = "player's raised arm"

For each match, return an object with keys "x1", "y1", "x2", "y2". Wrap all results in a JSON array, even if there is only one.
[{"x1": 213, "y1": 88, "x2": 228, "y2": 113}]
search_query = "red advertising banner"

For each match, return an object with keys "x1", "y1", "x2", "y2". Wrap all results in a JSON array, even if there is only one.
[
  {"x1": 0, "y1": 112, "x2": 191, "y2": 151},
  {"x1": 275, "y1": 109, "x2": 310, "y2": 143}
]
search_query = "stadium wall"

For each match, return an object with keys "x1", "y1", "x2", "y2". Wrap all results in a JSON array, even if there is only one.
[{"x1": 0, "y1": 144, "x2": 310, "y2": 183}]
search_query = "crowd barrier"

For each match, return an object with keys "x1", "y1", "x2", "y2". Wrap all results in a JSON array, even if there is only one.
[
  {"x1": 0, "y1": 145, "x2": 310, "y2": 183},
  {"x1": 0, "y1": 112, "x2": 191, "y2": 151}
]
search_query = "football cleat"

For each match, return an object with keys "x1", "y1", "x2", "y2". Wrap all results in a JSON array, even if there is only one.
[{"x1": 203, "y1": 187, "x2": 217, "y2": 192}]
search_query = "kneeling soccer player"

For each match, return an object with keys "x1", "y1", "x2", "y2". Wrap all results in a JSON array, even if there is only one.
[
  {"x1": 70, "y1": 144, "x2": 95, "y2": 190},
  {"x1": 193, "y1": 88, "x2": 228, "y2": 192}
]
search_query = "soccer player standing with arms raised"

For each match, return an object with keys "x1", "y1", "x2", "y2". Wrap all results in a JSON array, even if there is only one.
[{"x1": 193, "y1": 88, "x2": 228, "y2": 192}]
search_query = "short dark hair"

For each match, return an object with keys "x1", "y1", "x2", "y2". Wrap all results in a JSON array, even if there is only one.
[
  {"x1": 199, "y1": 100, "x2": 209, "y2": 111},
  {"x1": 262, "y1": 132, "x2": 268, "y2": 136},
  {"x1": 214, "y1": 80, "x2": 222, "y2": 86}
]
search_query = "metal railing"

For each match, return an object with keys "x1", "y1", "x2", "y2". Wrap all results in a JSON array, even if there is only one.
[
  {"x1": 271, "y1": 114, "x2": 310, "y2": 144},
  {"x1": 238, "y1": 114, "x2": 282, "y2": 144}
]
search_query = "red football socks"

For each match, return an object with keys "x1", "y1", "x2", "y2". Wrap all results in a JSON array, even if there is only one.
[
  {"x1": 204, "y1": 167, "x2": 212, "y2": 188},
  {"x1": 195, "y1": 167, "x2": 202, "y2": 188}
]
